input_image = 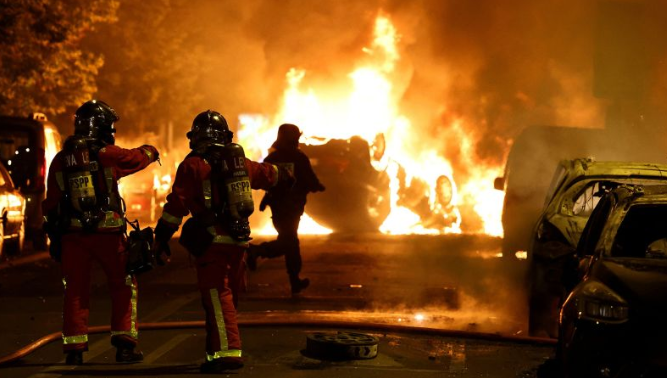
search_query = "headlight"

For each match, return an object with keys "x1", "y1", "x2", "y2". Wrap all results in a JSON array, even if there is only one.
[{"x1": 576, "y1": 281, "x2": 629, "y2": 323}]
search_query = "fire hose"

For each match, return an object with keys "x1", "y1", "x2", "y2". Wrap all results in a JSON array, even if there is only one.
[{"x1": 0, "y1": 317, "x2": 555, "y2": 366}]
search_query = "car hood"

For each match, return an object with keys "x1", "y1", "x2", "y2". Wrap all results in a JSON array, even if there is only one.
[{"x1": 597, "y1": 258, "x2": 667, "y2": 312}]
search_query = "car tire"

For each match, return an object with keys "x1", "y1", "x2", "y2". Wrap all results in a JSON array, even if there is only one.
[{"x1": 5, "y1": 219, "x2": 25, "y2": 256}]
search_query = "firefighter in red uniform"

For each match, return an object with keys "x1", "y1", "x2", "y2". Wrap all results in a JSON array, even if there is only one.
[
  {"x1": 42, "y1": 100, "x2": 160, "y2": 365},
  {"x1": 152, "y1": 110, "x2": 291, "y2": 374}
]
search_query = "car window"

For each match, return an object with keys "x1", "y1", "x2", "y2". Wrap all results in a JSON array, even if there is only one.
[
  {"x1": 0, "y1": 127, "x2": 35, "y2": 163},
  {"x1": 611, "y1": 205, "x2": 667, "y2": 258},
  {"x1": 572, "y1": 182, "x2": 602, "y2": 216}
]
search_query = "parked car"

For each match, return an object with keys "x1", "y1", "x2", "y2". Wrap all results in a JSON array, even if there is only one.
[
  {"x1": 559, "y1": 185, "x2": 667, "y2": 378},
  {"x1": 0, "y1": 113, "x2": 62, "y2": 250},
  {"x1": 527, "y1": 158, "x2": 667, "y2": 338},
  {"x1": 0, "y1": 160, "x2": 27, "y2": 258}
]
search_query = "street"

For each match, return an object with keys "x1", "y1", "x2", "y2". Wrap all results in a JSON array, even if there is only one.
[{"x1": 0, "y1": 233, "x2": 555, "y2": 377}]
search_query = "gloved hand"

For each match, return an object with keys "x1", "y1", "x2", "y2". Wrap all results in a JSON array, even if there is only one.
[
  {"x1": 141, "y1": 145, "x2": 160, "y2": 164},
  {"x1": 314, "y1": 183, "x2": 326, "y2": 192},
  {"x1": 153, "y1": 240, "x2": 171, "y2": 266},
  {"x1": 153, "y1": 219, "x2": 176, "y2": 266}
]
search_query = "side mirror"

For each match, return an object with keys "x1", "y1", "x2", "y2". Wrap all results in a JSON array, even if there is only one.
[{"x1": 493, "y1": 176, "x2": 505, "y2": 191}]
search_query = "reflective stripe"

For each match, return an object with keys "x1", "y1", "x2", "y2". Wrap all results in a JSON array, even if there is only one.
[
  {"x1": 206, "y1": 227, "x2": 249, "y2": 247},
  {"x1": 161, "y1": 212, "x2": 183, "y2": 226},
  {"x1": 111, "y1": 275, "x2": 139, "y2": 339},
  {"x1": 271, "y1": 164, "x2": 279, "y2": 187},
  {"x1": 104, "y1": 167, "x2": 114, "y2": 195},
  {"x1": 62, "y1": 277, "x2": 67, "y2": 289},
  {"x1": 203, "y1": 180, "x2": 212, "y2": 209},
  {"x1": 56, "y1": 172, "x2": 65, "y2": 191},
  {"x1": 206, "y1": 349, "x2": 243, "y2": 361},
  {"x1": 63, "y1": 334, "x2": 88, "y2": 345},
  {"x1": 70, "y1": 212, "x2": 125, "y2": 228},
  {"x1": 208, "y1": 288, "x2": 233, "y2": 359},
  {"x1": 142, "y1": 148, "x2": 153, "y2": 160}
]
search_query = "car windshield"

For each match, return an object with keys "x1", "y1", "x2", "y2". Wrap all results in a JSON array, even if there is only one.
[
  {"x1": 0, "y1": 126, "x2": 36, "y2": 164},
  {"x1": 610, "y1": 204, "x2": 667, "y2": 259}
]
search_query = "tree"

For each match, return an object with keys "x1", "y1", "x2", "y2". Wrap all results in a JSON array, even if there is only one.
[{"x1": 0, "y1": 0, "x2": 118, "y2": 116}]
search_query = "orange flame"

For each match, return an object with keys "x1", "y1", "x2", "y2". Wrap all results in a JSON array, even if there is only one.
[{"x1": 240, "y1": 13, "x2": 505, "y2": 236}]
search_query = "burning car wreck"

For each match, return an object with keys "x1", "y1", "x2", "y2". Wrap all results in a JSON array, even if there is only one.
[
  {"x1": 558, "y1": 184, "x2": 667, "y2": 378},
  {"x1": 300, "y1": 135, "x2": 458, "y2": 233},
  {"x1": 527, "y1": 158, "x2": 667, "y2": 338}
]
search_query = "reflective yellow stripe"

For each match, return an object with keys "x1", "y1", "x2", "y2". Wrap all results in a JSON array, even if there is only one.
[
  {"x1": 63, "y1": 334, "x2": 88, "y2": 345},
  {"x1": 142, "y1": 148, "x2": 153, "y2": 160},
  {"x1": 104, "y1": 167, "x2": 114, "y2": 195},
  {"x1": 209, "y1": 288, "x2": 229, "y2": 356},
  {"x1": 206, "y1": 349, "x2": 243, "y2": 361},
  {"x1": 271, "y1": 164, "x2": 279, "y2": 187},
  {"x1": 62, "y1": 277, "x2": 67, "y2": 289},
  {"x1": 206, "y1": 227, "x2": 249, "y2": 247},
  {"x1": 56, "y1": 172, "x2": 65, "y2": 191},
  {"x1": 203, "y1": 180, "x2": 212, "y2": 209},
  {"x1": 161, "y1": 212, "x2": 183, "y2": 225},
  {"x1": 70, "y1": 212, "x2": 125, "y2": 228},
  {"x1": 111, "y1": 276, "x2": 139, "y2": 339}
]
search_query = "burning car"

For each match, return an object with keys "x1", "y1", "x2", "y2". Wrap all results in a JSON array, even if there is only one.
[
  {"x1": 300, "y1": 135, "x2": 458, "y2": 233},
  {"x1": 527, "y1": 158, "x2": 667, "y2": 338},
  {"x1": 559, "y1": 184, "x2": 667, "y2": 378}
]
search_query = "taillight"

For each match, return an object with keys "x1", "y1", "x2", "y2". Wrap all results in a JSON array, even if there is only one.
[{"x1": 36, "y1": 148, "x2": 46, "y2": 191}]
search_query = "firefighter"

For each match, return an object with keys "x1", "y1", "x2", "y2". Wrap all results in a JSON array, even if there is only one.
[
  {"x1": 247, "y1": 123, "x2": 325, "y2": 295},
  {"x1": 152, "y1": 110, "x2": 291, "y2": 374},
  {"x1": 42, "y1": 100, "x2": 160, "y2": 365}
]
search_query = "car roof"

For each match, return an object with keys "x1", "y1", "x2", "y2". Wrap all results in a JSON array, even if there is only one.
[
  {"x1": 0, "y1": 115, "x2": 57, "y2": 131},
  {"x1": 559, "y1": 158, "x2": 667, "y2": 178}
]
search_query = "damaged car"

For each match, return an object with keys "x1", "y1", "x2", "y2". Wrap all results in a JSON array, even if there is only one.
[
  {"x1": 300, "y1": 135, "x2": 457, "y2": 233},
  {"x1": 527, "y1": 158, "x2": 667, "y2": 338},
  {"x1": 559, "y1": 184, "x2": 667, "y2": 378}
]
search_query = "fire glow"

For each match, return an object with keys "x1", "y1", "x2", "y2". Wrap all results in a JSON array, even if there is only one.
[{"x1": 240, "y1": 13, "x2": 504, "y2": 237}]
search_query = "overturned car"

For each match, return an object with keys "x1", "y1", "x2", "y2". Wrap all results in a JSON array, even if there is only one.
[{"x1": 300, "y1": 135, "x2": 457, "y2": 233}]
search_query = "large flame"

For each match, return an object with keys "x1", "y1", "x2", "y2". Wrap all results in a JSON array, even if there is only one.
[{"x1": 239, "y1": 13, "x2": 504, "y2": 236}]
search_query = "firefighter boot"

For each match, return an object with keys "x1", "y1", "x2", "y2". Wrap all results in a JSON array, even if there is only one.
[
  {"x1": 65, "y1": 351, "x2": 83, "y2": 365},
  {"x1": 290, "y1": 276, "x2": 310, "y2": 295},
  {"x1": 111, "y1": 335, "x2": 144, "y2": 363},
  {"x1": 200, "y1": 357, "x2": 244, "y2": 373}
]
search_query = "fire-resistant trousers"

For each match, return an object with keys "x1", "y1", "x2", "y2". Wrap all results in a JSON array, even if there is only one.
[
  {"x1": 60, "y1": 232, "x2": 138, "y2": 352},
  {"x1": 196, "y1": 243, "x2": 245, "y2": 361}
]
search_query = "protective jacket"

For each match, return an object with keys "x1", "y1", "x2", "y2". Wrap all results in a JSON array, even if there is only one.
[
  {"x1": 41, "y1": 142, "x2": 158, "y2": 352},
  {"x1": 263, "y1": 145, "x2": 324, "y2": 215}
]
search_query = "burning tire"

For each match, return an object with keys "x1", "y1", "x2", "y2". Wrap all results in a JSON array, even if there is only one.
[{"x1": 305, "y1": 331, "x2": 379, "y2": 360}]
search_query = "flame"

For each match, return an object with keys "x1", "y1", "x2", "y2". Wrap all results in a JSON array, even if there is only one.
[{"x1": 239, "y1": 13, "x2": 504, "y2": 236}]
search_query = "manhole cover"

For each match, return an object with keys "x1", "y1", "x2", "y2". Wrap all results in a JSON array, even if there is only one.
[{"x1": 306, "y1": 331, "x2": 379, "y2": 360}]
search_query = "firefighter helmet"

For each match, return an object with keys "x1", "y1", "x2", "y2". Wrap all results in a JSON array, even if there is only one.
[
  {"x1": 74, "y1": 100, "x2": 119, "y2": 145},
  {"x1": 187, "y1": 110, "x2": 233, "y2": 149}
]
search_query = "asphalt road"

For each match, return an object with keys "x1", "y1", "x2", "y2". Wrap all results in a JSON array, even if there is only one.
[{"x1": 0, "y1": 233, "x2": 556, "y2": 377}]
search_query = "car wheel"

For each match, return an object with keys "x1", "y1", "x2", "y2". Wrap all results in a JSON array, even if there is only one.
[{"x1": 5, "y1": 219, "x2": 25, "y2": 256}]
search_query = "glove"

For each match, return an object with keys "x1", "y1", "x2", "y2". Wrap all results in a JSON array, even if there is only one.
[
  {"x1": 141, "y1": 145, "x2": 160, "y2": 163},
  {"x1": 153, "y1": 219, "x2": 176, "y2": 266},
  {"x1": 259, "y1": 193, "x2": 270, "y2": 212},
  {"x1": 153, "y1": 240, "x2": 171, "y2": 266},
  {"x1": 314, "y1": 183, "x2": 326, "y2": 192}
]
